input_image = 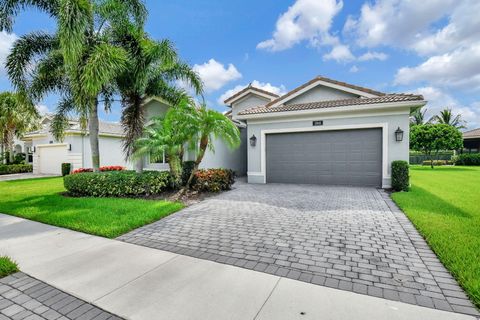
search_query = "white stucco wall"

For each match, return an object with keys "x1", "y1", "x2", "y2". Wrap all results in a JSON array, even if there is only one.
[
  {"x1": 231, "y1": 95, "x2": 271, "y2": 118},
  {"x1": 245, "y1": 107, "x2": 411, "y2": 188},
  {"x1": 286, "y1": 86, "x2": 359, "y2": 105}
]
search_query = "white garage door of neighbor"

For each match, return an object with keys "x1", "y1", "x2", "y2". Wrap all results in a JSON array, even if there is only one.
[{"x1": 38, "y1": 145, "x2": 68, "y2": 175}]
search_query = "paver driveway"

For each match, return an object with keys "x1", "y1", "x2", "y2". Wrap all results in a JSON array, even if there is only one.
[{"x1": 118, "y1": 180, "x2": 478, "y2": 316}]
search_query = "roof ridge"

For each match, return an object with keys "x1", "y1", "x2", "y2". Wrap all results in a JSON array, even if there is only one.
[{"x1": 223, "y1": 85, "x2": 280, "y2": 105}]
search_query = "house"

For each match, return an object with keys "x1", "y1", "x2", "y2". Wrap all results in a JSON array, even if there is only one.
[
  {"x1": 462, "y1": 128, "x2": 480, "y2": 153},
  {"x1": 229, "y1": 76, "x2": 426, "y2": 188},
  {"x1": 22, "y1": 116, "x2": 133, "y2": 175}
]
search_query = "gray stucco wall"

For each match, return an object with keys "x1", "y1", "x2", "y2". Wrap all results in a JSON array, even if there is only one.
[
  {"x1": 246, "y1": 109, "x2": 410, "y2": 188},
  {"x1": 231, "y1": 95, "x2": 271, "y2": 118},
  {"x1": 286, "y1": 86, "x2": 358, "y2": 105}
]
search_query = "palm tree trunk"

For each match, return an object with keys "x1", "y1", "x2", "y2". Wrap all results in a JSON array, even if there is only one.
[
  {"x1": 6, "y1": 129, "x2": 14, "y2": 164},
  {"x1": 89, "y1": 99, "x2": 100, "y2": 172},
  {"x1": 168, "y1": 153, "x2": 182, "y2": 189},
  {"x1": 185, "y1": 135, "x2": 209, "y2": 189}
]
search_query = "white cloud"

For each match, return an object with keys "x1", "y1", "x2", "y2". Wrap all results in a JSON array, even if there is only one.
[
  {"x1": 257, "y1": 0, "x2": 344, "y2": 52},
  {"x1": 193, "y1": 59, "x2": 242, "y2": 93},
  {"x1": 35, "y1": 104, "x2": 50, "y2": 115},
  {"x1": 358, "y1": 51, "x2": 388, "y2": 61},
  {"x1": 344, "y1": 0, "x2": 457, "y2": 49},
  {"x1": 395, "y1": 44, "x2": 480, "y2": 90},
  {"x1": 413, "y1": 86, "x2": 480, "y2": 129},
  {"x1": 349, "y1": 65, "x2": 360, "y2": 73},
  {"x1": 0, "y1": 31, "x2": 17, "y2": 75},
  {"x1": 218, "y1": 80, "x2": 287, "y2": 105},
  {"x1": 323, "y1": 44, "x2": 355, "y2": 62}
]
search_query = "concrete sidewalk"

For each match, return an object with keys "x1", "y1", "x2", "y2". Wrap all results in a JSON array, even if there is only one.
[{"x1": 0, "y1": 214, "x2": 476, "y2": 320}]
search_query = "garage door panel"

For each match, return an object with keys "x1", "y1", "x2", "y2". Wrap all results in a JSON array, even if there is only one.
[
  {"x1": 38, "y1": 145, "x2": 68, "y2": 175},
  {"x1": 266, "y1": 128, "x2": 382, "y2": 187}
]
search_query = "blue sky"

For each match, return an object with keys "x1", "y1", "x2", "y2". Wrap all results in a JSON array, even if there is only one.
[{"x1": 1, "y1": 0, "x2": 479, "y2": 128}]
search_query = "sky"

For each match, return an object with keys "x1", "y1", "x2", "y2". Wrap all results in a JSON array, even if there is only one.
[{"x1": 0, "y1": 0, "x2": 479, "y2": 129}]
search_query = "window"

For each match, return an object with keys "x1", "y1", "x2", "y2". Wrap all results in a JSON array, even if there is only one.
[{"x1": 150, "y1": 152, "x2": 168, "y2": 164}]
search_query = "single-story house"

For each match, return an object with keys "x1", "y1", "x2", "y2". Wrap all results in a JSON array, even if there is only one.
[
  {"x1": 231, "y1": 76, "x2": 426, "y2": 188},
  {"x1": 23, "y1": 116, "x2": 133, "y2": 174},
  {"x1": 462, "y1": 128, "x2": 480, "y2": 153},
  {"x1": 24, "y1": 76, "x2": 426, "y2": 188}
]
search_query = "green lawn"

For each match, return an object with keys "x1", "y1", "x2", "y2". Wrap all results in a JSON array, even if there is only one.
[
  {"x1": 0, "y1": 177, "x2": 183, "y2": 238},
  {"x1": 0, "y1": 256, "x2": 18, "y2": 278},
  {"x1": 392, "y1": 166, "x2": 480, "y2": 308}
]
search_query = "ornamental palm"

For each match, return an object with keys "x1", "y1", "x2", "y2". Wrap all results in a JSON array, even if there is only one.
[
  {"x1": 111, "y1": 24, "x2": 203, "y2": 168},
  {"x1": 410, "y1": 108, "x2": 428, "y2": 125},
  {"x1": 0, "y1": 92, "x2": 40, "y2": 163},
  {"x1": 431, "y1": 108, "x2": 466, "y2": 129},
  {"x1": 1, "y1": 0, "x2": 146, "y2": 171},
  {"x1": 133, "y1": 99, "x2": 198, "y2": 188}
]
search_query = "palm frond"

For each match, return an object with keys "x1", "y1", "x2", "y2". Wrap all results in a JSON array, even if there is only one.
[
  {"x1": 50, "y1": 96, "x2": 74, "y2": 141},
  {"x1": 0, "y1": 0, "x2": 59, "y2": 31}
]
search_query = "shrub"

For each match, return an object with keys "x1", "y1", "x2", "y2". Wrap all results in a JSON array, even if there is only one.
[
  {"x1": 452, "y1": 153, "x2": 480, "y2": 166},
  {"x1": 181, "y1": 161, "x2": 196, "y2": 185},
  {"x1": 422, "y1": 160, "x2": 453, "y2": 166},
  {"x1": 72, "y1": 165, "x2": 125, "y2": 174},
  {"x1": 0, "y1": 256, "x2": 18, "y2": 278},
  {"x1": 63, "y1": 170, "x2": 171, "y2": 197},
  {"x1": 192, "y1": 168, "x2": 235, "y2": 192},
  {"x1": 0, "y1": 164, "x2": 33, "y2": 175},
  {"x1": 61, "y1": 163, "x2": 71, "y2": 176},
  {"x1": 391, "y1": 161, "x2": 409, "y2": 192}
]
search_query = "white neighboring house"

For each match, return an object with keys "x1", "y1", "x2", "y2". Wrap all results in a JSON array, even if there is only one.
[{"x1": 22, "y1": 116, "x2": 133, "y2": 175}]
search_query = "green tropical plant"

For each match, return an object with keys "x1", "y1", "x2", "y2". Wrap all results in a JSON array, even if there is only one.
[
  {"x1": 410, "y1": 124, "x2": 463, "y2": 168},
  {"x1": 410, "y1": 108, "x2": 428, "y2": 125},
  {"x1": 133, "y1": 99, "x2": 198, "y2": 188},
  {"x1": 431, "y1": 108, "x2": 466, "y2": 129},
  {"x1": 111, "y1": 25, "x2": 203, "y2": 169},
  {"x1": 1, "y1": 0, "x2": 147, "y2": 171},
  {"x1": 0, "y1": 92, "x2": 39, "y2": 163}
]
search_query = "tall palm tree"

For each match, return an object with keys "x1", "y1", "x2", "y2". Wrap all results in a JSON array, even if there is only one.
[
  {"x1": 0, "y1": 92, "x2": 40, "y2": 163},
  {"x1": 431, "y1": 108, "x2": 466, "y2": 129},
  {"x1": 410, "y1": 108, "x2": 428, "y2": 125},
  {"x1": 111, "y1": 24, "x2": 203, "y2": 171},
  {"x1": 1, "y1": 0, "x2": 146, "y2": 171}
]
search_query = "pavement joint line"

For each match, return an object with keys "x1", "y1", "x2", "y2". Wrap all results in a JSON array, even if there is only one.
[
  {"x1": 93, "y1": 253, "x2": 181, "y2": 302},
  {"x1": 253, "y1": 277, "x2": 281, "y2": 320}
]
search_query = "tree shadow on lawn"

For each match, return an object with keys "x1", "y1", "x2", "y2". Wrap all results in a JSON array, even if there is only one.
[{"x1": 396, "y1": 185, "x2": 472, "y2": 219}]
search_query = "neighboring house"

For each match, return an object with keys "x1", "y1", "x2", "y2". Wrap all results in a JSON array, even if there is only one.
[
  {"x1": 22, "y1": 116, "x2": 133, "y2": 175},
  {"x1": 231, "y1": 76, "x2": 426, "y2": 188},
  {"x1": 462, "y1": 128, "x2": 480, "y2": 153}
]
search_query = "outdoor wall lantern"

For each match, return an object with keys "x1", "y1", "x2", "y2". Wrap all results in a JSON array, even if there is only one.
[
  {"x1": 68, "y1": 144, "x2": 72, "y2": 151},
  {"x1": 250, "y1": 134, "x2": 257, "y2": 147},
  {"x1": 395, "y1": 127, "x2": 404, "y2": 142}
]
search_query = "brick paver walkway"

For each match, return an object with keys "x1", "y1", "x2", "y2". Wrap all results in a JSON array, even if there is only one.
[
  {"x1": 118, "y1": 181, "x2": 479, "y2": 317},
  {"x1": 0, "y1": 273, "x2": 121, "y2": 320}
]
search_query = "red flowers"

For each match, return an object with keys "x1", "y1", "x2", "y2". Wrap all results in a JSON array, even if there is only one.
[{"x1": 72, "y1": 166, "x2": 125, "y2": 174}]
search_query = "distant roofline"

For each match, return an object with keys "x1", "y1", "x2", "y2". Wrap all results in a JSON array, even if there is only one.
[{"x1": 223, "y1": 86, "x2": 279, "y2": 105}]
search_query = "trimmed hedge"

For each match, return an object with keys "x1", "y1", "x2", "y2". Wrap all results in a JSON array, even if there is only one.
[
  {"x1": 452, "y1": 153, "x2": 480, "y2": 166},
  {"x1": 193, "y1": 169, "x2": 235, "y2": 192},
  {"x1": 0, "y1": 164, "x2": 33, "y2": 175},
  {"x1": 391, "y1": 160, "x2": 409, "y2": 192},
  {"x1": 63, "y1": 171, "x2": 171, "y2": 197},
  {"x1": 61, "y1": 163, "x2": 71, "y2": 176},
  {"x1": 422, "y1": 160, "x2": 453, "y2": 166}
]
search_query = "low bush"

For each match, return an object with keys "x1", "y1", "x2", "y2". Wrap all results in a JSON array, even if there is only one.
[
  {"x1": 422, "y1": 160, "x2": 453, "y2": 166},
  {"x1": 0, "y1": 164, "x2": 33, "y2": 175},
  {"x1": 61, "y1": 163, "x2": 71, "y2": 176},
  {"x1": 71, "y1": 165, "x2": 125, "y2": 174},
  {"x1": 452, "y1": 153, "x2": 480, "y2": 166},
  {"x1": 181, "y1": 161, "x2": 196, "y2": 185},
  {"x1": 192, "y1": 168, "x2": 235, "y2": 192},
  {"x1": 64, "y1": 170, "x2": 171, "y2": 197},
  {"x1": 391, "y1": 160, "x2": 409, "y2": 192}
]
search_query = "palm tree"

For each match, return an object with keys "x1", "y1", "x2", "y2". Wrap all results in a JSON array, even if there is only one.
[
  {"x1": 410, "y1": 108, "x2": 428, "y2": 125},
  {"x1": 1, "y1": 0, "x2": 147, "y2": 171},
  {"x1": 133, "y1": 99, "x2": 197, "y2": 187},
  {"x1": 0, "y1": 92, "x2": 40, "y2": 163},
  {"x1": 431, "y1": 108, "x2": 466, "y2": 129},
  {"x1": 182, "y1": 103, "x2": 241, "y2": 191},
  {"x1": 111, "y1": 24, "x2": 203, "y2": 171}
]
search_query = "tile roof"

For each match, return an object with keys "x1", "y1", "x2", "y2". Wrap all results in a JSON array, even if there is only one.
[
  {"x1": 238, "y1": 94, "x2": 424, "y2": 116},
  {"x1": 224, "y1": 86, "x2": 279, "y2": 105},
  {"x1": 463, "y1": 128, "x2": 480, "y2": 139},
  {"x1": 26, "y1": 119, "x2": 124, "y2": 136},
  {"x1": 264, "y1": 76, "x2": 386, "y2": 108}
]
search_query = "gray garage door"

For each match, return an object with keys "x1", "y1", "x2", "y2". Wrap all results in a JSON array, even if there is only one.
[{"x1": 266, "y1": 128, "x2": 382, "y2": 186}]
